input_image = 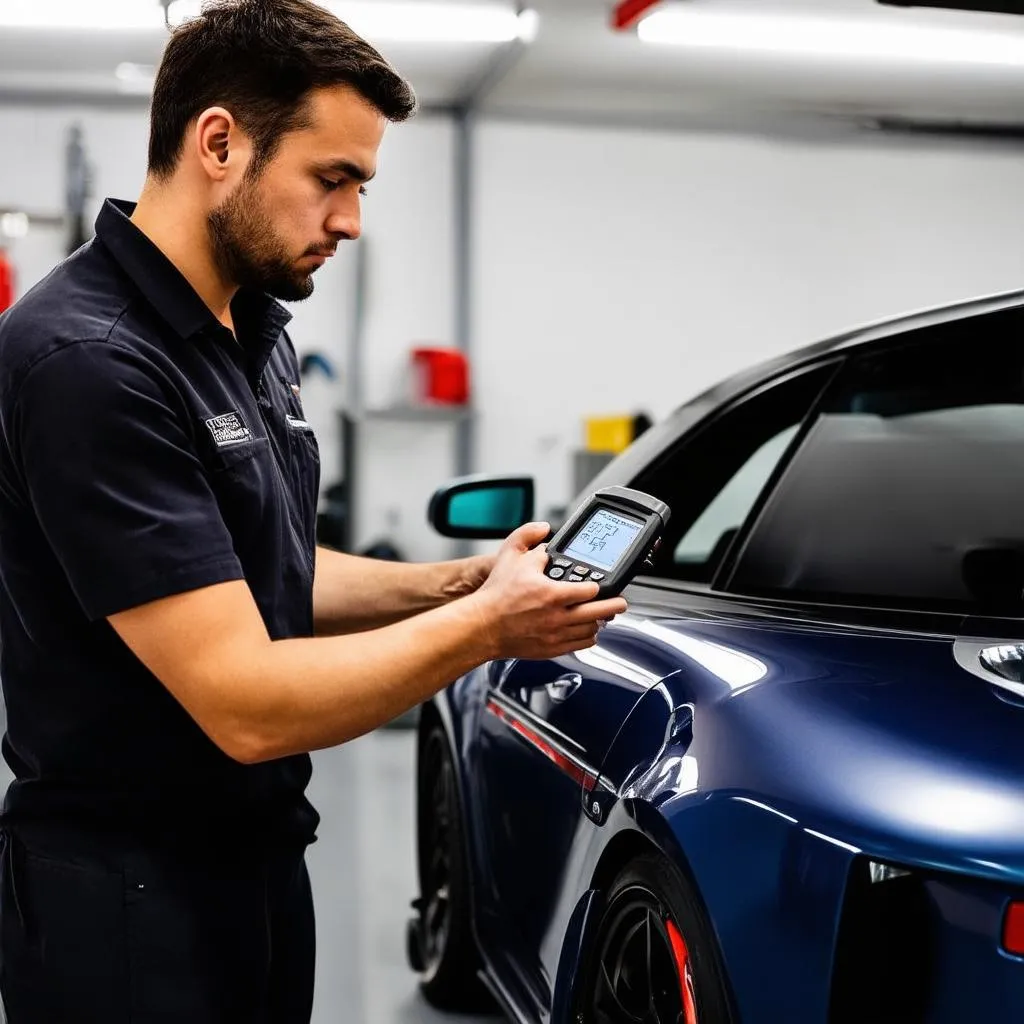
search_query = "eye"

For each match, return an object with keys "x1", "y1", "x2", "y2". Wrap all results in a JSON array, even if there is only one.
[{"x1": 317, "y1": 177, "x2": 343, "y2": 192}]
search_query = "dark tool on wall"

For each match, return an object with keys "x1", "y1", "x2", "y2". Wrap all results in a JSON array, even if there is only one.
[
  {"x1": 65, "y1": 124, "x2": 93, "y2": 255},
  {"x1": 543, "y1": 485, "x2": 670, "y2": 598}
]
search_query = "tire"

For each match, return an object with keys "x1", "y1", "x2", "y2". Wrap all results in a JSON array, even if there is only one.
[
  {"x1": 574, "y1": 853, "x2": 735, "y2": 1024},
  {"x1": 410, "y1": 720, "x2": 495, "y2": 1013}
]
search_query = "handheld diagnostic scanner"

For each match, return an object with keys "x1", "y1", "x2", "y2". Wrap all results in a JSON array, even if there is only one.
[{"x1": 544, "y1": 486, "x2": 671, "y2": 599}]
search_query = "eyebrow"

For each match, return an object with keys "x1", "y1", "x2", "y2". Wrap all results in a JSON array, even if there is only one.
[{"x1": 316, "y1": 159, "x2": 376, "y2": 183}]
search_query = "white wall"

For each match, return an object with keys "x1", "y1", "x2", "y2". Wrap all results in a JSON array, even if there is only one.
[
  {"x1": 6, "y1": 104, "x2": 1024, "y2": 557},
  {"x1": 0, "y1": 104, "x2": 458, "y2": 562},
  {"x1": 472, "y1": 120, "x2": 1024, "y2": 519}
]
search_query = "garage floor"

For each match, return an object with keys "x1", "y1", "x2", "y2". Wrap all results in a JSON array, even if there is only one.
[
  {"x1": 305, "y1": 730, "x2": 497, "y2": 1023},
  {"x1": 0, "y1": 726, "x2": 498, "y2": 1024}
]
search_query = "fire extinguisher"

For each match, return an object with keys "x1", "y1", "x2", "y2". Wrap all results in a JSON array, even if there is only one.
[{"x1": 0, "y1": 248, "x2": 14, "y2": 314}]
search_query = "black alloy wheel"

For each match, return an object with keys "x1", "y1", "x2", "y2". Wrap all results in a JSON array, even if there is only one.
[
  {"x1": 409, "y1": 721, "x2": 494, "y2": 1012},
  {"x1": 577, "y1": 854, "x2": 733, "y2": 1024}
]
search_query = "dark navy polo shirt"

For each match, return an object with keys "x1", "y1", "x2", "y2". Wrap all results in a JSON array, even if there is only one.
[{"x1": 0, "y1": 199, "x2": 321, "y2": 847}]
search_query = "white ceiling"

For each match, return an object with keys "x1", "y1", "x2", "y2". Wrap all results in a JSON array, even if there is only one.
[
  {"x1": 2, "y1": 0, "x2": 1024, "y2": 128},
  {"x1": 0, "y1": 24, "x2": 499, "y2": 106}
]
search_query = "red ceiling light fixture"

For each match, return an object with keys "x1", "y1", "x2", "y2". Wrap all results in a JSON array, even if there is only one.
[{"x1": 611, "y1": 0, "x2": 663, "y2": 31}]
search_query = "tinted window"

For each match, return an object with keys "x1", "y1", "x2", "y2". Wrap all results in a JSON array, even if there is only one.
[
  {"x1": 732, "y1": 311, "x2": 1024, "y2": 613},
  {"x1": 635, "y1": 365, "x2": 836, "y2": 584}
]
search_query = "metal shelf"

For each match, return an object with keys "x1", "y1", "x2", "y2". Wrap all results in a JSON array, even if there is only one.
[{"x1": 357, "y1": 404, "x2": 475, "y2": 424}]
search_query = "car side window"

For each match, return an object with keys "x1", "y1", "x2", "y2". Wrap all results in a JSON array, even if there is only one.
[
  {"x1": 634, "y1": 364, "x2": 837, "y2": 585},
  {"x1": 673, "y1": 425, "x2": 798, "y2": 571},
  {"x1": 730, "y1": 308, "x2": 1024, "y2": 614}
]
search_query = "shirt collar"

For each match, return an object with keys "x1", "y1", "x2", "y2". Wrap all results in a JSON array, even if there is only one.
[{"x1": 94, "y1": 198, "x2": 293, "y2": 350}]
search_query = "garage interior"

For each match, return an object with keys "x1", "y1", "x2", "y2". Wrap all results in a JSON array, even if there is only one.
[{"x1": 2, "y1": 0, "x2": 1024, "y2": 1021}]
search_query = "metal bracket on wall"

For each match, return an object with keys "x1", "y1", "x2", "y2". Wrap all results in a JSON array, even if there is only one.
[{"x1": 445, "y1": 28, "x2": 532, "y2": 554}]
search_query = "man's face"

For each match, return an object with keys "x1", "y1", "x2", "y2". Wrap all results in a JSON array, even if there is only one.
[{"x1": 208, "y1": 85, "x2": 386, "y2": 301}]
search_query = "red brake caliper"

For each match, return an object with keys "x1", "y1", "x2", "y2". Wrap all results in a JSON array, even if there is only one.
[{"x1": 666, "y1": 919, "x2": 699, "y2": 1024}]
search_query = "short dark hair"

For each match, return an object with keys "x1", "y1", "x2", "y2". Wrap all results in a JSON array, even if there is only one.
[{"x1": 148, "y1": 0, "x2": 417, "y2": 179}]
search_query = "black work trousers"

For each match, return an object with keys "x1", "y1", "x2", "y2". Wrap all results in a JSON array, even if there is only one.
[{"x1": 0, "y1": 824, "x2": 315, "y2": 1023}]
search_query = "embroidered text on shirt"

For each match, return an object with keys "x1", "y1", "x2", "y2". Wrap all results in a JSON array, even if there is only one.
[{"x1": 205, "y1": 412, "x2": 253, "y2": 447}]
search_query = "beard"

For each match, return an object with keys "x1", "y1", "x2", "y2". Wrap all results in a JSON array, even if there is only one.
[{"x1": 208, "y1": 177, "x2": 317, "y2": 302}]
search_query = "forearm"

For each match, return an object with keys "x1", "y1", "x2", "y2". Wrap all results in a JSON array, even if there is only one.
[
  {"x1": 312, "y1": 545, "x2": 480, "y2": 635},
  {"x1": 228, "y1": 594, "x2": 497, "y2": 762}
]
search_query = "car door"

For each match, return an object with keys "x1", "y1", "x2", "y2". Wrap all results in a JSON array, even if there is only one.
[
  {"x1": 473, "y1": 632, "x2": 672, "y2": 1007},
  {"x1": 474, "y1": 361, "x2": 839, "y2": 1007}
]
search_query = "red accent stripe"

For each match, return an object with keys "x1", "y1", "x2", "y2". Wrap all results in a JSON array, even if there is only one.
[
  {"x1": 486, "y1": 699, "x2": 598, "y2": 789},
  {"x1": 612, "y1": 0, "x2": 662, "y2": 30},
  {"x1": 667, "y1": 919, "x2": 699, "y2": 1024}
]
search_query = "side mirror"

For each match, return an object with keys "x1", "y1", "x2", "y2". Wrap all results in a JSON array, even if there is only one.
[{"x1": 428, "y1": 475, "x2": 535, "y2": 540}]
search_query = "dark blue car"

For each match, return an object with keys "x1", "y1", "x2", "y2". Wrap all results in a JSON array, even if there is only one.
[{"x1": 406, "y1": 289, "x2": 1024, "y2": 1024}]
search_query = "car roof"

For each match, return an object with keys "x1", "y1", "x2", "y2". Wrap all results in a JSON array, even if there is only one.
[
  {"x1": 681, "y1": 286, "x2": 1024, "y2": 415},
  {"x1": 583, "y1": 287, "x2": 1024, "y2": 500}
]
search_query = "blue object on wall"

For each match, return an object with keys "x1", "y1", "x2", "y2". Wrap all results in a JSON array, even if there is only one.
[{"x1": 299, "y1": 352, "x2": 337, "y2": 380}]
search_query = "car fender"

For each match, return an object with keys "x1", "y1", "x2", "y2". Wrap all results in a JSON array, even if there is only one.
[{"x1": 563, "y1": 668, "x2": 854, "y2": 1024}]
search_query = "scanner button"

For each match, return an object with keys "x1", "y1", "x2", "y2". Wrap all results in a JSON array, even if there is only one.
[
  {"x1": 553, "y1": 558, "x2": 572, "y2": 569},
  {"x1": 548, "y1": 567, "x2": 566, "y2": 580},
  {"x1": 589, "y1": 572, "x2": 606, "y2": 582},
  {"x1": 568, "y1": 573, "x2": 587, "y2": 582},
  {"x1": 573, "y1": 565, "x2": 589, "y2": 576}
]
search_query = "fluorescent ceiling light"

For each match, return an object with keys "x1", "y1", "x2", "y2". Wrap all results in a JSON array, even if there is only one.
[
  {"x1": 0, "y1": 0, "x2": 536, "y2": 43},
  {"x1": 330, "y1": 2, "x2": 532, "y2": 43},
  {"x1": 0, "y1": 0, "x2": 165, "y2": 30},
  {"x1": 169, "y1": 1, "x2": 536, "y2": 43},
  {"x1": 516, "y1": 7, "x2": 540, "y2": 44},
  {"x1": 637, "y1": 7, "x2": 1024, "y2": 67}
]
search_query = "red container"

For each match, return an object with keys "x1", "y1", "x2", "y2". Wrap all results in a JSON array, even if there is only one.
[
  {"x1": 0, "y1": 250, "x2": 14, "y2": 314},
  {"x1": 412, "y1": 347, "x2": 470, "y2": 405}
]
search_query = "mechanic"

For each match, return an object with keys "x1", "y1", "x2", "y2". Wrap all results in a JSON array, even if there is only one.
[{"x1": 0, "y1": 1, "x2": 626, "y2": 1021}]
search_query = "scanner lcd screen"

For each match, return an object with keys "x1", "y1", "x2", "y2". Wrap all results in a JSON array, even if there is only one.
[{"x1": 563, "y1": 508, "x2": 644, "y2": 571}]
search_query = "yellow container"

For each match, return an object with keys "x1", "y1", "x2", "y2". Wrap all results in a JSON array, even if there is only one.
[{"x1": 585, "y1": 415, "x2": 635, "y2": 454}]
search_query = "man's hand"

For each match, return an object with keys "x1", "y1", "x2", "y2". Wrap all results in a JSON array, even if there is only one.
[
  {"x1": 444, "y1": 551, "x2": 498, "y2": 599},
  {"x1": 467, "y1": 522, "x2": 627, "y2": 661}
]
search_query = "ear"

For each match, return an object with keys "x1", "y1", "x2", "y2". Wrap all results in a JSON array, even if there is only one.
[{"x1": 193, "y1": 106, "x2": 250, "y2": 183}]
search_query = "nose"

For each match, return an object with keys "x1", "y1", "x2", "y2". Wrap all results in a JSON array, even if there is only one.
[{"x1": 325, "y1": 195, "x2": 361, "y2": 242}]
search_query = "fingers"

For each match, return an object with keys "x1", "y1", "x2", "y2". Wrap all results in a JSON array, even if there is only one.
[
  {"x1": 549, "y1": 635, "x2": 599, "y2": 658},
  {"x1": 504, "y1": 521, "x2": 551, "y2": 553},
  {"x1": 563, "y1": 597, "x2": 628, "y2": 624},
  {"x1": 548, "y1": 579, "x2": 601, "y2": 604},
  {"x1": 561, "y1": 623, "x2": 600, "y2": 643}
]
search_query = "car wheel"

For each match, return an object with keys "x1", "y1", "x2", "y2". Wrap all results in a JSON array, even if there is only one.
[
  {"x1": 408, "y1": 720, "x2": 494, "y2": 1013},
  {"x1": 576, "y1": 853, "x2": 734, "y2": 1024}
]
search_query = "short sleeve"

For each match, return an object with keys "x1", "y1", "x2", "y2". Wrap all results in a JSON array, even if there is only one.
[{"x1": 8, "y1": 340, "x2": 244, "y2": 620}]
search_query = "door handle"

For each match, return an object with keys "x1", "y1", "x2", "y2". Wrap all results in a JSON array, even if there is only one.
[
  {"x1": 980, "y1": 645, "x2": 1024, "y2": 687},
  {"x1": 545, "y1": 673, "x2": 582, "y2": 703},
  {"x1": 953, "y1": 639, "x2": 1024, "y2": 699}
]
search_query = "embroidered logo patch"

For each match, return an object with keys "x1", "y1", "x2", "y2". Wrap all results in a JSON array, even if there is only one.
[
  {"x1": 286, "y1": 415, "x2": 312, "y2": 432},
  {"x1": 205, "y1": 412, "x2": 252, "y2": 447}
]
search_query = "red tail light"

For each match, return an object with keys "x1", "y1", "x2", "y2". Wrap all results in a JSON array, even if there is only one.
[{"x1": 1002, "y1": 902, "x2": 1024, "y2": 955}]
